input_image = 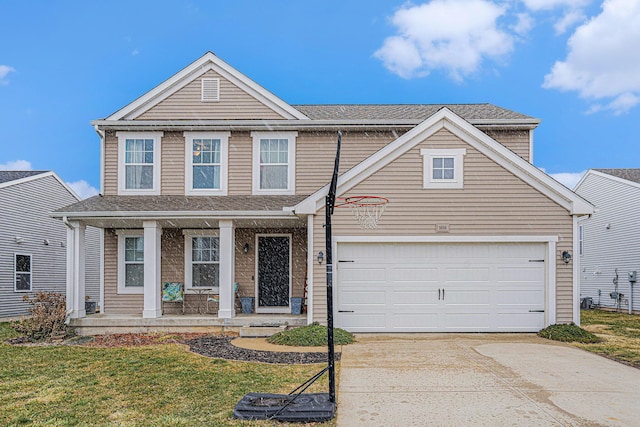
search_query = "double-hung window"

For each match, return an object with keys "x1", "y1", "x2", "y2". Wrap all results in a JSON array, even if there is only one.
[
  {"x1": 184, "y1": 132, "x2": 229, "y2": 195},
  {"x1": 421, "y1": 149, "x2": 466, "y2": 189},
  {"x1": 14, "y1": 253, "x2": 32, "y2": 292},
  {"x1": 184, "y1": 231, "x2": 220, "y2": 291},
  {"x1": 117, "y1": 230, "x2": 144, "y2": 294},
  {"x1": 117, "y1": 132, "x2": 163, "y2": 195},
  {"x1": 252, "y1": 131, "x2": 296, "y2": 194}
]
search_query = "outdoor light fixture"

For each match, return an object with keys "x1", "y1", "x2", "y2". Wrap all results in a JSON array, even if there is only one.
[
  {"x1": 317, "y1": 251, "x2": 324, "y2": 265},
  {"x1": 243, "y1": 243, "x2": 250, "y2": 254},
  {"x1": 562, "y1": 251, "x2": 572, "y2": 264}
]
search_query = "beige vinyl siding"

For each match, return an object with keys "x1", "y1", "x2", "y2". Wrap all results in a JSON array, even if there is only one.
[
  {"x1": 103, "y1": 229, "x2": 143, "y2": 314},
  {"x1": 295, "y1": 131, "x2": 398, "y2": 195},
  {"x1": 311, "y1": 128, "x2": 574, "y2": 323},
  {"x1": 483, "y1": 129, "x2": 530, "y2": 161},
  {"x1": 135, "y1": 70, "x2": 286, "y2": 121},
  {"x1": 161, "y1": 132, "x2": 185, "y2": 195},
  {"x1": 228, "y1": 132, "x2": 253, "y2": 195},
  {"x1": 104, "y1": 131, "x2": 118, "y2": 195}
]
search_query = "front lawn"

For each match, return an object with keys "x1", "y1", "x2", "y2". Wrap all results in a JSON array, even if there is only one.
[
  {"x1": 574, "y1": 309, "x2": 640, "y2": 368},
  {"x1": 0, "y1": 323, "x2": 334, "y2": 426}
]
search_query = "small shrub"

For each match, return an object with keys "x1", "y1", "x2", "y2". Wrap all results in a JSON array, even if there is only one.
[
  {"x1": 267, "y1": 322, "x2": 355, "y2": 346},
  {"x1": 538, "y1": 323, "x2": 600, "y2": 343},
  {"x1": 11, "y1": 291, "x2": 69, "y2": 341}
]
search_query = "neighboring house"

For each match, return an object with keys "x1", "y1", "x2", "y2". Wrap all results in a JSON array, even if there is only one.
[
  {"x1": 0, "y1": 171, "x2": 101, "y2": 319},
  {"x1": 575, "y1": 169, "x2": 640, "y2": 313},
  {"x1": 54, "y1": 52, "x2": 593, "y2": 334}
]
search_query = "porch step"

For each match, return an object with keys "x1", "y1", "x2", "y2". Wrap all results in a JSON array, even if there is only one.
[{"x1": 239, "y1": 325, "x2": 287, "y2": 338}]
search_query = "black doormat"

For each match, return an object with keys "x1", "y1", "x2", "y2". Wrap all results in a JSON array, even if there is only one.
[{"x1": 234, "y1": 392, "x2": 336, "y2": 422}]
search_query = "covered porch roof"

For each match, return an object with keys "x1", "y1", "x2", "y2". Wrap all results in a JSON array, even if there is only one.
[{"x1": 52, "y1": 194, "x2": 309, "y2": 228}]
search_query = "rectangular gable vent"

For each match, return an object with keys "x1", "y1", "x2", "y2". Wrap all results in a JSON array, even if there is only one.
[{"x1": 201, "y1": 78, "x2": 220, "y2": 102}]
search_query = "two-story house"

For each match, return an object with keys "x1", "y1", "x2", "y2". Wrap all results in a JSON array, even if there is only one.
[{"x1": 55, "y1": 52, "x2": 593, "y2": 335}]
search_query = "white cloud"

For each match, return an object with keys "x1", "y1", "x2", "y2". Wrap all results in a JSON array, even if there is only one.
[
  {"x1": 0, "y1": 65, "x2": 16, "y2": 85},
  {"x1": 543, "y1": 0, "x2": 640, "y2": 114},
  {"x1": 548, "y1": 170, "x2": 587, "y2": 189},
  {"x1": 375, "y1": 0, "x2": 513, "y2": 80},
  {"x1": 512, "y1": 13, "x2": 534, "y2": 35},
  {"x1": 67, "y1": 180, "x2": 99, "y2": 199},
  {"x1": 131, "y1": 49, "x2": 140, "y2": 56},
  {"x1": 521, "y1": 0, "x2": 590, "y2": 34},
  {"x1": 0, "y1": 160, "x2": 32, "y2": 170}
]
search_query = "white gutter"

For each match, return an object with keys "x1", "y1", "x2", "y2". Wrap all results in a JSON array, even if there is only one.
[{"x1": 52, "y1": 210, "x2": 300, "y2": 220}]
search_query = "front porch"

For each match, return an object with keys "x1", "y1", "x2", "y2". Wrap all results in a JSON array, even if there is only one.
[{"x1": 71, "y1": 313, "x2": 307, "y2": 336}]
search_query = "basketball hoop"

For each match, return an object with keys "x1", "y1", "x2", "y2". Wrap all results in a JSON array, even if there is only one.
[{"x1": 335, "y1": 196, "x2": 389, "y2": 229}]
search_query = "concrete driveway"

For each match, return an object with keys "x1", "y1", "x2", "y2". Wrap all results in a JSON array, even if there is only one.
[{"x1": 336, "y1": 334, "x2": 640, "y2": 426}]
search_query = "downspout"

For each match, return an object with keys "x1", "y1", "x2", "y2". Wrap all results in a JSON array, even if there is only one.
[
  {"x1": 93, "y1": 125, "x2": 106, "y2": 313},
  {"x1": 94, "y1": 125, "x2": 105, "y2": 195}
]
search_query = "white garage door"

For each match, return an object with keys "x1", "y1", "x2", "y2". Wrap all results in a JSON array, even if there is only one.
[{"x1": 336, "y1": 242, "x2": 546, "y2": 332}]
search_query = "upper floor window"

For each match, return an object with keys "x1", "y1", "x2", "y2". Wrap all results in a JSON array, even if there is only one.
[
  {"x1": 116, "y1": 230, "x2": 144, "y2": 294},
  {"x1": 183, "y1": 231, "x2": 220, "y2": 292},
  {"x1": 117, "y1": 132, "x2": 163, "y2": 195},
  {"x1": 420, "y1": 149, "x2": 466, "y2": 189},
  {"x1": 579, "y1": 225, "x2": 583, "y2": 256},
  {"x1": 14, "y1": 253, "x2": 32, "y2": 292},
  {"x1": 252, "y1": 131, "x2": 297, "y2": 195},
  {"x1": 184, "y1": 132, "x2": 229, "y2": 195}
]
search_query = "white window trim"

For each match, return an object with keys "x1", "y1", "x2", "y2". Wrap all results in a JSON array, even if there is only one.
[
  {"x1": 117, "y1": 131, "x2": 163, "y2": 195},
  {"x1": 201, "y1": 78, "x2": 220, "y2": 102},
  {"x1": 421, "y1": 148, "x2": 466, "y2": 189},
  {"x1": 116, "y1": 230, "x2": 144, "y2": 295},
  {"x1": 184, "y1": 132, "x2": 229, "y2": 195},
  {"x1": 14, "y1": 253, "x2": 32, "y2": 293},
  {"x1": 183, "y1": 229, "x2": 220, "y2": 293},
  {"x1": 251, "y1": 131, "x2": 297, "y2": 195}
]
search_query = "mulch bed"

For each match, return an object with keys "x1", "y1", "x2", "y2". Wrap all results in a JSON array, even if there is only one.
[
  {"x1": 186, "y1": 336, "x2": 339, "y2": 365},
  {"x1": 6, "y1": 332, "x2": 339, "y2": 365}
]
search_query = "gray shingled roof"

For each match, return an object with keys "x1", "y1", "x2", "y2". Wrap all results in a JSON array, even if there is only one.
[
  {"x1": 292, "y1": 104, "x2": 535, "y2": 121},
  {"x1": 55, "y1": 195, "x2": 308, "y2": 215},
  {"x1": 595, "y1": 168, "x2": 640, "y2": 184},
  {"x1": 0, "y1": 170, "x2": 48, "y2": 184}
]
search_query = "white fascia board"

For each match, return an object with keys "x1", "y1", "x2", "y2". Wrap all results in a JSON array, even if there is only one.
[
  {"x1": 294, "y1": 109, "x2": 451, "y2": 214},
  {"x1": 106, "y1": 52, "x2": 308, "y2": 121},
  {"x1": 579, "y1": 169, "x2": 640, "y2": 192},
  {"x1": 0, "y1": 171, "x2": 81, "y2": 201},
  {"x1": 439, "y1": 118, "x2": 594, "y2": 215},
  {"x1": 294, "y1": 107, "x2": 593, "y2": 216},
  {"x1": 51, "y1": 210, "x2": 298, "y2": 220}
]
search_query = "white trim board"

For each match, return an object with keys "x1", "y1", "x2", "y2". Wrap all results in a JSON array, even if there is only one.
[
  {"x1": 106, "y1": 52, "x2": 308, "y2": 121},
  {"x1": 293, "y1": 108, "x2": 593, "y2": 216}
]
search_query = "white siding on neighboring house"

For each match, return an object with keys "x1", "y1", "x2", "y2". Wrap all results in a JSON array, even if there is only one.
[
  {"x1": 0, "y1": 174, "x2": 101, "y2": 318},
  {"x1": 575, "y1": 171, "x2": 640, "y2": 312}
]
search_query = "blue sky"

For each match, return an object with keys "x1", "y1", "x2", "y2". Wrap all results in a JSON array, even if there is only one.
[{"x1": 1, "y1": 0, "x2": 638, "y2": 198}]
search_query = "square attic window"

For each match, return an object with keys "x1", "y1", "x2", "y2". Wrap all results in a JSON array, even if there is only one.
[{"x1": 201, "y1": 78, "x2": 220, "y2": 102}]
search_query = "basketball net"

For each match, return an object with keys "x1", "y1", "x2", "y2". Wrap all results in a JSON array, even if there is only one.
[{"x1": 335, "y1": 196, "x2": 389, "y2": 229}]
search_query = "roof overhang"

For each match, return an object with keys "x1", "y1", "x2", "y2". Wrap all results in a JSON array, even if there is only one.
[{"x1": 293, "y1": 108, "x2": 593, "y2": 217}]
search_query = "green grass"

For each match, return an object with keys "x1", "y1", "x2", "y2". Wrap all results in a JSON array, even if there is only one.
[
  {"x1": 537, "y1": 323, "x2": 600, "y2": 343},
  {"x1": 572, "y1": 309, "x2": 640, "y2": 368},
  {"x1": 267, "y1": 322, "x2": 355, "y2": 347},
  {"x1": 0, "y1": 323, "x2": 335, "y2": 426}
]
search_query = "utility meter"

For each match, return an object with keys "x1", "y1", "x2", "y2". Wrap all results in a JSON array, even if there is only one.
[{"x1": 629, "y1": 271, "x2": 637, "y2": 283}]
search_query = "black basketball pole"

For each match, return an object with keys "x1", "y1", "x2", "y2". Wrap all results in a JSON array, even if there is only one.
[{"x1": 325, "y1": 130, "x2": 342, "y2": 403}]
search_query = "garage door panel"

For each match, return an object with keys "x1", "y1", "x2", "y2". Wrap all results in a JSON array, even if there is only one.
[
  {"x1": 445, "y1": 267, "x2": 490, "y2": 282},
  {"x1": 341, "y1": 289, "x2": 386, "y2": 305},
  {"x1": 391, "y1": 289, "x2": 439, "y2": 306},
  {"x1": 391, "y1": 312, "x2": 439, "y2": 329},
  {"x1": 337, "y1": 242, "x2": 546, "y2": 333}
]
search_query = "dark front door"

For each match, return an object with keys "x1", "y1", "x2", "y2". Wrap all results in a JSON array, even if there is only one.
[{"x1": 257, "y1": 235, "x2": 291, "y2": 313}]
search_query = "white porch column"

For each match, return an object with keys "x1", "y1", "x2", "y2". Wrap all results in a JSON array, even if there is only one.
[
  {"x1": 218, "y1": 219, "x2": 235, "y2": 318},
  {"x1": 143, "y1": 220, "x2": 162, "y2": 319},
  {"x1": 66, "y1": 221, "x2": 86, "y2": 319}
]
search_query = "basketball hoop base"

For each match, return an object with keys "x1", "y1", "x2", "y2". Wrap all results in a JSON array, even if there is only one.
[{"x1": 335, "y1": 196, "x2": 389, "y2": 229}]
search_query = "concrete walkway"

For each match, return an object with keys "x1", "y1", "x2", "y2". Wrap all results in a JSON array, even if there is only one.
[{"x1": 337, "y1": 334, "x2": 640, "y2": 426}]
